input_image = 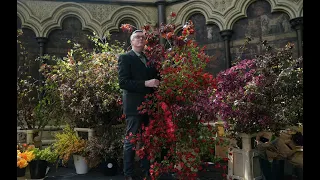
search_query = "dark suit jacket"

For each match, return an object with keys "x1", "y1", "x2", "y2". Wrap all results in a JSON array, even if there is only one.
[{"x1": 118, "y1": 50, "x2": 159, "y2": 116}]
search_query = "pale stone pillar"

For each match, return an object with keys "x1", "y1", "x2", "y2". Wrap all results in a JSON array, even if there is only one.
[
  {"x1": 26, "y1": 130, "x2": 35, "y2": 144},
  {"x1": 239, "y1": 133, "x2": 253, "y2": 180}
]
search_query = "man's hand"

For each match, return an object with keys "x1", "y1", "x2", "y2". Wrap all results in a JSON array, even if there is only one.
[{"x1": 145, "y1": 79, "x2": 160, "y2": 88}]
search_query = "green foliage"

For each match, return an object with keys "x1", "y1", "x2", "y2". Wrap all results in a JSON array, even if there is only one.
[
  {"x1": 253, "y1": 41, "x2": 303, "y2": 129},
  {"x1": 52, "y1": 125, "x2": 87, "y2": 164},
  {"x1": 31, "y1": 146, "x2": 59, "y2": 163},
  {"x1": 17, "y1": 29, "x2": 62, "y2": 129},
  {"x1": 40, "y1": 33, "x2": 124, "y2": 128}
]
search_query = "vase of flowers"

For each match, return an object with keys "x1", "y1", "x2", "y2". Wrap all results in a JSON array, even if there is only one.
[
  {"x1": 27, "y1": 146, "x2": 58, "y2": 179},
  {"x1": 29, "y1": 160, "x2": 48, "y2": 179},
  {"x1": 52, "y1": 124, "x2": 89, "y2": 174},
  {"x1": 17, "y1": 143, "x2": 35, "y2": 177},
  {"x1": 73, "y1": 154, "x2": 88, "y2": 174}
]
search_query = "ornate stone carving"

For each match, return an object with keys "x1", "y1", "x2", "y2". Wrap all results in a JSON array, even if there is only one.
[
  {"x1": 100, "y1": 6, "x2": 154, "y2": 37},
  {"x1": 279, "y1": 0, "x2": 301, "y2": 3},
  {"x1": 18, "y1": 0, "x2": 154, "y2": 38},
  {"x1": 210, "y1": 0, "x2": 235, "y2": 13},
  {"x1": 289, "y1": 17, "x2": 303, "y2": 30},
  {"x1": 24, "y1": 0, "x2": 61, "y2": 21},
  {"x1": 82, "y1": 3, "x2": 120, "y2": 23},
  {"x1": 220, "y1": 29, "x2": 233, "y2": 41},
  {"x1": 18, "y1": 0, "x2": 303, "y2": 37},
  {"x1": 165, "y1": 1, "x2": 187, "y2": 20},
  {"x1": 136, "y1": 7, "x2": 158, "y2": 26},
  {"x1": 167, "y1": 0, "x2": 303, "y2": 31}
]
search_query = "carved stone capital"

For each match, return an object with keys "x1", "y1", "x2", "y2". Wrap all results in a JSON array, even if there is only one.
[
  {"x1": 290, "y1": 17, "x2": 303, "y2": 30},
  {"x1": 36, "y1": 37, "x2": 48, "y2": 45},
  {"x1": 219, "y1": 29, "x2": 233, "y2": 41},
  {"x1": 155, "y1": 0, "x2": 167, "y2": 5}
]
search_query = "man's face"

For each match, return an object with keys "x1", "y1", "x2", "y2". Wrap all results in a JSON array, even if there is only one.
[{"x1": 131, "y1": 32, "x2": 146, "y2": 50}]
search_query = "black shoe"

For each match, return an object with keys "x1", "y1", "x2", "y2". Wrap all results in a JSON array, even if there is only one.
[{"x1": 125, "y1": 176, "x2": 133, "y2": 180}]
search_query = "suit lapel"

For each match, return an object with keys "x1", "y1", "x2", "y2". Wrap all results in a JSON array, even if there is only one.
[{"x1": 129, "y1": 50, "x2": 148, "y2": 67}]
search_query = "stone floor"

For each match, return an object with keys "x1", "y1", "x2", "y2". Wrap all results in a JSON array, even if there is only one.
[
  {"x1": 17, "y1": 161, "x2": 300, "y2": 180},
  {"x1": 17, "y1": 161, "x2": 226, "y2": 180},
  {"x1": 17, "y1": 160, "x2": 177, "y2": 180},
  {"x1": 18, "y1": 166, "x2": 126, "y2": 180}
]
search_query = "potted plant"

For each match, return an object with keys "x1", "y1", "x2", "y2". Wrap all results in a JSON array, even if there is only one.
[
  {"x1": 17, "y1": 143, "x2": 35, "y2": 177},
  {"x1": 86, "y1": 123, "x2": 125, "y2": 176},
  {"x1": 213, "y1": 39, "x2": 303, "y2": 135},
  {"x1": 52, "y1": 124, "x2": 89, "y2": 174},
  {"x1": 213, "y1": 39, "x2": 303, "y2": 179},
  {"x1": 40, "y1": 33, "x2": 124, "y2": 129},
  {"x1": 17, "y1": 29, "x2": 63, "y2": 145},
  {"x1": 26, "y1": 146, "x2": 58, "y2": 179}
]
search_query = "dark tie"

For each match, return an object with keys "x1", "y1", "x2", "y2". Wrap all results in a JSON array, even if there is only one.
[{"x1": 138, "y1": 54, "x2": 147, "y2": 67}]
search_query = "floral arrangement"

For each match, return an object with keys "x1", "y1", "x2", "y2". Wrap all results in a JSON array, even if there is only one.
[
  {"x1": 17, "y1": 143, "x2": 35, "y2": 168},
  {"x1": 40, "y1": 34, "x2": 124, "y2": 128},
  {"x1": 121, "y1": 12, "x2": 228, "y2": 179},
  {"x1": 85, "y1": 123, "x2": 125, "y2": 168},
  {"x1": 213, "y1": 58, "x2": 261, "y2": 134},
  {"x1": 213, "y1": 39, "x2": 303, "y2": 134},
  {"x1": 27, "y1": 146, "x2": 59, "y2": 163},
  {"x1": 52, "y1": 125, "x2": 88, "y2": 164}
]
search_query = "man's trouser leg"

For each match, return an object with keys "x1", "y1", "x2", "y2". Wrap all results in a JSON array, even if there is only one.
[{"x1": 123, "y1": 115, "x2": 150, "y2": 177}]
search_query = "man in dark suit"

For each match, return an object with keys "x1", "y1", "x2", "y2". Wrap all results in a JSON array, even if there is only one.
[{"x1": 118, "y1": 30, "x2": 160, "y2": 180}]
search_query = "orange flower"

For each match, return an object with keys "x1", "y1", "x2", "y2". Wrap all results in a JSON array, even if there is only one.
[
  {"x1": 17, "y1": 158, "x2": 28, "y2": 168},
  {"x1": 17, "y1": 151, "x2": 35, "y2": 163},
  {"x1": 18, "y1": 152, "x2": 28, "y2": 160}
]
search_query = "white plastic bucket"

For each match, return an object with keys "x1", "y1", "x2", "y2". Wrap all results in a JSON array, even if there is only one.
[{"x1": 73, "y1": 155, "x2": 89, "y2": 174}]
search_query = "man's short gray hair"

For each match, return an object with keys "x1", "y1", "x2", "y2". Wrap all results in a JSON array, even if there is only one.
[{"x1": 130, "y1": 30, "x2": 144, "y2": 41}]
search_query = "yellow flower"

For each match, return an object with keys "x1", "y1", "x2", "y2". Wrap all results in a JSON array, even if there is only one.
[
  {"x1": 24, "y1": 151, "x2": 35, "y2": 162},
  {"x1": 17, "y1": 151, "x2": 34, "y2": 162}
]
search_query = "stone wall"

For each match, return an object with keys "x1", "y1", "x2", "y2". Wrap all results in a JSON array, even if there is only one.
[
  {"x1": 17, "y1": 0, "x2": 303, "y2": 76},
  {"x1": 230, "y1": 0, "x2": 298, "y2": 61}
]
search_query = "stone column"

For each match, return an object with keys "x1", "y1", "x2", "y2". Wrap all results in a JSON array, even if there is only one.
[
  {"x1": 35, "y1": 37, "x2": 48, "y2": 93},
  {"x1": 26, "y1": 130, "x2": 36, "y2": 144},
  {"x1": 36, "y1": 37, "x2": 48, "y2": 57},
  {"x1": 220, "y1": 30, "x2": 233, "y2": 69},
  {"x1": 289, "y1": 17, "x2": 303, "y2": 57},
  {"x1": 239, "y1": 133, "x2": 254, "y2": 180},
  {"x1": 156, "y1": 0, "x2": 166, "y2": 45}
]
